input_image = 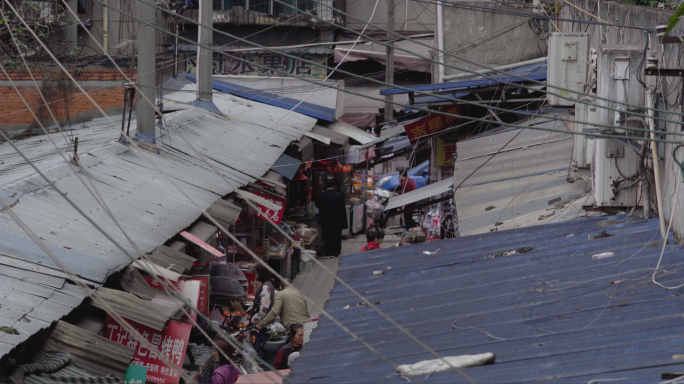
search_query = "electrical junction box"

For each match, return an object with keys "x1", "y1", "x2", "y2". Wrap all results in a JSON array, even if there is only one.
[
  {"x1": 547, "y1": 32, "x2": 589, "y2": 106},
  {"x1": 593, "y1": 44, "x2": 644, "y2": 208}
]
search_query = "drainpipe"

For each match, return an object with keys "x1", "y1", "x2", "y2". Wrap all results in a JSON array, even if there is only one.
[
  {"x1": 645, "y1": 73, "x2": 666, "y2": 239},
  {"x1": 436, "y1": 1, "x2": 444, "y2": 83}
]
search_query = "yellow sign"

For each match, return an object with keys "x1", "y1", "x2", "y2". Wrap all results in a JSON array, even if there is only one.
[{"x1": 436, "y1": 138, "x2": 456, "y2": 167}]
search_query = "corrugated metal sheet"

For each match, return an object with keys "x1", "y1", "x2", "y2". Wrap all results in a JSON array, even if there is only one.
[
  {"x1": 320, "y1": 120, "x2": 377, "y2": 145},
  {"x1": 385, "y1": 176, "x2": 454, "y2": 211},
  {"x1": 380, "y1": 61, "x2": 548, "y2": 96},
  {"x1": 149, "y1": 245, "x2": 196, "y2": 274},
  {"x1": 0, "y1": 84, "x2": 315, "y2": 360},
  {"x1": 454, "y1": 121, "x2": 591, "y2": 236},
  {"x1": 185, "y1": 74, "x2": 336, "y2": 122},
  {"x1": 312, "y1": 125, "x2": 349, "y2": 148},
  {"x1": 37, "y1": 320, "x2": 134, "y2": 377},
  {"x1": 289, "y1": 215, "x2": 684, "y2": 383},
  {"x1": 91, "y1": 288, "x2": 168, "y2": 331},
  {"x1": 271, "y1": 154, "x2": 301, "y2": 180},
  {"x1": 202, "y1": 199, "x2": 242, "y2": 233}
]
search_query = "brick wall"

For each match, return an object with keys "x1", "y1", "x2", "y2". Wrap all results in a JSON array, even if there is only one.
[{"x1": 0, "y1": 69, "x2": 135, "y2": 128}]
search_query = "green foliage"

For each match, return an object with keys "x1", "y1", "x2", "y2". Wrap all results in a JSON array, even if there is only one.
[{"x1": 665, "y1": 2, "x2": 684, "y2": 37}]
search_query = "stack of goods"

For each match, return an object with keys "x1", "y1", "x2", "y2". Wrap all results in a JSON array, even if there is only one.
[{"x1": 294, "y1": 224, "x2": 318, "y2": 245}]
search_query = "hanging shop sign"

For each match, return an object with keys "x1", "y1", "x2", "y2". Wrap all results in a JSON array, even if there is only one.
[
  {"x1": 191, "y1": 275, "x2": 210, "y2": 316},
  {"x1": 436, "y1": 138, "x2": 456, "y2": 167},
  {"x1": 325, "y1": 164, "x2": 352, "y2": 173},
  {"x1": 405, "y1": 104, "x2": 461, "y2": 143},
  {"x1": 105, "y1": 316, "x2": 192, "y2": 384},
  {"x1": 253, "y1": 191, "x2": 286, "y2": 224}
]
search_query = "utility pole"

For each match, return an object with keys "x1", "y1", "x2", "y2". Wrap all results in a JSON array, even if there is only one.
[
  {"x1": 135, "y1": 0, "x2": 156, "y2": 142},
  {"x1": 384, "y1": 0, "x2": 395, "y2": 124},
  {"x1": 197, "y1": 0, "x2": 213, "y2": 101}
]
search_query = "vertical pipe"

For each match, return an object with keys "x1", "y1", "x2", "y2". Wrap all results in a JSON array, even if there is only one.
[
  {"x1": 174, "y1": 23, "x2": 179, "y2": 79},
  {"x1": 436, "y1": 0, "x2": 444, "y2": 83},
  {"x1": 646, "y1": 85, "x2": 667, "y2": 239},
  {"x1": 384, "y1": 0, "x2": 395, "y2": 123},
  {"x1": 197, "y1": 0, "x2": 213, "y2": 101},
  {"x1": 136, "y1": 0, "x2": 156, "y2": 139}
]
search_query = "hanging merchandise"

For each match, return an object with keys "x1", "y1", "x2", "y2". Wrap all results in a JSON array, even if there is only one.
[{"x1": 422, "y1": 208, "x2": 442, "y2": 241}]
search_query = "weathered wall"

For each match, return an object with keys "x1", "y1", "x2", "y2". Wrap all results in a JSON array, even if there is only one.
[
  {"x1": 559, "y1": 0, "x2": 684, "y2": 239},
  {"x1": 441, "y1": 2, "x2": 546, "y2": 78},
  {"x1": 346, "y1": 0, "x2": 435, "y2": 33},
  {"x1": 0, "y1": 69, "x2": 134, "y2": 131}
]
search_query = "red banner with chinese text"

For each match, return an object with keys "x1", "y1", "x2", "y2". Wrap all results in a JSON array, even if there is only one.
[
  {"x1": 191, "y1": 275, "x2": 210, "y2": 316},
  {"x1": 105, "y1": 316, "x2": 192, "y2": 384},
  {"x1": 404, "y1": 104, "x2": 461, "y2": 142},
  {"x1": 325, "y1": 164, "x2": 351, "y2": 173},
  {"x1": 253, "y1": 191, "x2": 286, "y2": 224}
]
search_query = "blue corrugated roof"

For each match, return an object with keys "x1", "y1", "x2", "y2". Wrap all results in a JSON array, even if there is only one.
[
  {"x1": 185, "y1": 74, "x2": 336, "y2": 122},
  {"x1": 380, "y1": 61, "x2": 547, "y2": 96},
  {"x1": 289, "y1": 214, "x2": 684, "y2": 383}
]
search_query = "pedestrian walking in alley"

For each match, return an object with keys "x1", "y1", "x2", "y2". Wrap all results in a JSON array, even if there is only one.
[
  {"x1": 397, "y1": 168, "x2": 417, "y2": 229},
  {"x1": 316, "y1": 179, "x2": 346, "y2": 257},
  {"x1": 332, "y1": 178, "x2": 349, "y2": 253}
]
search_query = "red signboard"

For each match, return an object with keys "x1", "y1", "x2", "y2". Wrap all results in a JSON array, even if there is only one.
[
  {"x1": 191, "y1": 275, "x2": 210, "y2": 316},
  {"x1": 325, "y1": 164, "x2": 352, "y2": 173},
  {"x1": 253, "y1": 191, "x2": 286, "y2": 224},
  {"x1": 405, "y1": 104, "x2": 461, "y2": 142},
  {"x1": 105, "y1": 316, "x2": 192, "y2": 384}
]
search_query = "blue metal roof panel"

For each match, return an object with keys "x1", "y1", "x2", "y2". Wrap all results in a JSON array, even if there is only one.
[
  {"x1": 380, "y1": 62, "x2": 547, "y2": 96},
  {"x1": 289, "y1": 215, "x2": 684, "y2": 383},
  {"x1": 186, "y1": 74, "x2": 336, "y2": 122}
]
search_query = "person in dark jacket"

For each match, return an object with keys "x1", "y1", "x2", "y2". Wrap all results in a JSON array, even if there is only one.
[
  {"x1": 273, "y1": 323, "x2": 304, "y2": 370},
  {"x1": 316, "y1": 179, "x2": 346, "y2": 257},
  {"x1": 332, "y1": 178, "x2": 349, "y2": 254}
]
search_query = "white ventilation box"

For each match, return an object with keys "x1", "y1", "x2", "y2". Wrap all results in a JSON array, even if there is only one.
[
  {"x1": 547, "y1": 32, "x2": 590, "y2": 106},
  {"x1": 593, "y1": 45, "x2": 644, "y2": 208}
]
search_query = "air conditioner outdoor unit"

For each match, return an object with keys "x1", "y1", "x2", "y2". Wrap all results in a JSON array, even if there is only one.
[
  {"x1": 547, "y1": 32, "x2": 589, "y2": 106},
  {"x1": 573, "y1": 96, "x2": 596, "y2": 169},
  {"x1": 593, "y1": 44, "x2": 644, "y2": 208}
]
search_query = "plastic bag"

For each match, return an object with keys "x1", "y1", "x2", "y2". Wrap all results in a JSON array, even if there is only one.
[
  {"x1": 422, "y1": 209, "x2": 442, "y2": 237},
  {"x1": 242, "y1": 341, "x2": 260, "y2": 373},
  {"x1": 267, "y1": 323, "x2": 287, "y2": 340}
]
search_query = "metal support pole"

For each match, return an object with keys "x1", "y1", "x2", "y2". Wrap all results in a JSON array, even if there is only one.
[
  {"x1": 174, "y1": 23, "x2": 179, "y2": 79},
  {"x1": 436, "y1": 1, "x2": 444, "y2": 83},
  {"x1": 383, "y1": 0, "x2": 395, "y2": 123},
  {"x1": 197, "y1": 0, "x2": 213, "y2": 101},
  {"x1": 135, "y1": 0, "x2": 156, "y2": 141},
  {"x1": 66, "y1": 0, "x2": 78, "y2": 54},
  {"x1": 102, "y1": 0, "x2": 108, "y2": 53},
  {"x1": 646, "y1": 84, "x2": 667, "y2": 239}
]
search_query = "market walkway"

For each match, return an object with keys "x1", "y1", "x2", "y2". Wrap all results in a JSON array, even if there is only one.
[{"x1": 294, "y1": 232, "x2": 402, "y2": 316}]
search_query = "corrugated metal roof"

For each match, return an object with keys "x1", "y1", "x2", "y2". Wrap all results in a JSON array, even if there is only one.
[
  {"x1": 202, "y1": 199, "x2": 242, "y2": 233},
  {"x1": 91, "y1": 287, "x2": 169, "y2": 331},
  {"x1": 454, "y1": 121, "x2": 591, "y2": 236},
  {"x1": 289, "y1": 214, "x2": 684, "y2": 383},
  {"x1": 271, "y1": 154, "x2": 301, "y2": 180},
  {"x1": 385, "y1": 176, "x2": 454, "y2": 211},
  {"x1": 312, "y1": 125, "x2": 349, "y2": 148},
  {"x1": 36, "y1": 320, "x2": 134, "y2": 377},
  {"x1": 0, "y1": 85, "x2": 315, "y2": 360},
  {"x1": 318, "y1": 120, "x2": 377, "y2": 145},
  {"x1": 380, "y1": 62, "x2": 548, "y2": 96},
  {"x1": 185, "y1": 74, "x2": 336, "y2": 122}
]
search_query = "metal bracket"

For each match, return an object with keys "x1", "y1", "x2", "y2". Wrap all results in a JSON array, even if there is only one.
[{"x1": 645, "y1": 68, "x2": 684, "y2": 77}]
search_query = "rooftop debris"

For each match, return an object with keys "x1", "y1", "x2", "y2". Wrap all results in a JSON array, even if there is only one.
[{"x1": 485, "y1": 246, "x2": 534, "y2": 259}]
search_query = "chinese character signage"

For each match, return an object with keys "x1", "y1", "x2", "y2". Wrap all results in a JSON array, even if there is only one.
[
  {"x1": 325, "y1": 164, "x2": 351, "y2": 173},
  {"x1": 106, "y1": 316, "x2": 192, "y2": 384},
  {"x1": 188, "y1": 54, "x2": 327, "y2": 79},
  {"x1": 253, "y1": 191, "x2": 286, "y2": 224},
  {"x1": 191, "y1": 275, "x2": 210, "y2": 316},
  {"x1": 436, "y1": 138, "x2": 456, "y2": 167},
  {"x1": 405, "y1": 105, "x2": 461, "y2": 142}
]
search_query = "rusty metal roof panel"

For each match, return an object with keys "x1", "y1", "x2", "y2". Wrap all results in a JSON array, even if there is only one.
[{"x1": 91, "y1": 287, "x2": 168, "y2": 331}]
